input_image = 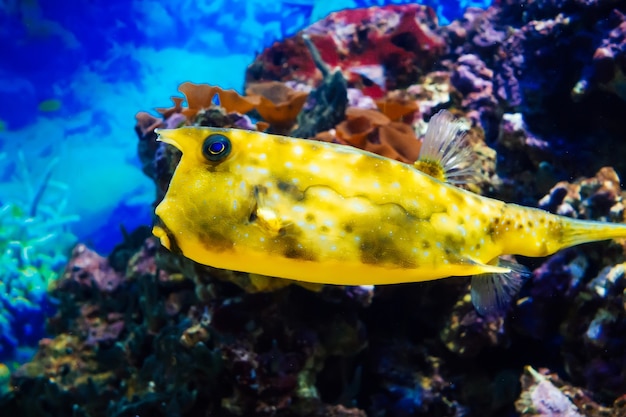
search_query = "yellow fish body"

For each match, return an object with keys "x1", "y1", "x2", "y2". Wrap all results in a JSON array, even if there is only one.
[{"x1": 153, "y1": 115, "x2": 626, "y2": 315}]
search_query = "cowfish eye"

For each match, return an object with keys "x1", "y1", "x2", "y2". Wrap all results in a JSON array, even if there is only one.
[{"x1": 202, "y1": 134, "x2": 231, "y2": 162}]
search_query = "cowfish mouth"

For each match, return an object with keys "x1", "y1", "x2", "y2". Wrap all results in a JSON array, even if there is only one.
[
  {"x1": 154, "y1": 128, "x2": 183, "y2": 151},
  {"x1": 152, "y1": 223, "x2": 171, "y2": 250},
  {"x1": 152, "y1": 215, "x2": 183, "y2": 255}
]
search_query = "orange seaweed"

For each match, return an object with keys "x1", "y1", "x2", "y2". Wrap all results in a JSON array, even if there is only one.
[
  {"x1": 314, "y1": 105, "x2": 419, "y2": 163},
  {"x1": 246, "y1": 81, "x2": 308, "y2": 127},
  {"x1": 345, "y1": 107, "x2": 390, "y2": 126},
  {"x1": 314, "y1": 131, "x2": 336, "y2": 143},
  {"x1": 155, "y1": 97, "x2": 184, "y2": 119},
  {"x1": 179, "y1": 82, "x2": 219, "y2": 119},
  {"x1": 256, "y1": 121, "x2": 270, "y2": 132},
  {"x1": 378, "y1": 122, "x2": 420, "y2": 162},
  {"x1": 336, "y1": 116, "x2": 374, "y2": 148},
  {"x1": 218, "y1": 89, "x2": 260, "y2": 115},
  {"x1": 178, "y1": 82, "x2": 260, "y2": 120},
  {"x1": 366, "y1": 142, "x2": 404, "y2": 161},
  {"x1": 375, "y1": 97, "x2": 418, "y2": 121}
]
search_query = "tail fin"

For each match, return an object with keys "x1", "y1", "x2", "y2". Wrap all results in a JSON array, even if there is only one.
[{"x1": 559, "y1": 217, "x2": 626, "y2": 248}]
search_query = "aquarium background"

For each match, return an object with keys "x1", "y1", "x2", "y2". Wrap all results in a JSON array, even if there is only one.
[{"x1": 2, "y1": 0, "x2": 626, "y2": 416}]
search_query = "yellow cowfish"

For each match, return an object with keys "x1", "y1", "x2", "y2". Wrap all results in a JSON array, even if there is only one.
[{"x1": 152, "y1": 111, "x2": 626, "y2": 316}]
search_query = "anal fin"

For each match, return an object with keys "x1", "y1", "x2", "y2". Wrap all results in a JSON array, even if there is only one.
[{"x1": 470, "y1": 258, "x2": 531, "y2": 317}]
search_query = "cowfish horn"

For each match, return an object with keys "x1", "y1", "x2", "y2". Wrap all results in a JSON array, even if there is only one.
[{"x1": 155, "y1": 128, "x2": 184, "y2": 152}]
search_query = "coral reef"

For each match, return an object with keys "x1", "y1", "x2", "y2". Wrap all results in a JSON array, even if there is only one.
[
  {"x1": 0, "y1": 153, "x2": 77, "y2": 367},
  {"x1": 4, "y1": 2, "x2": 626, "y2": 417},
  {"x1": 515, "y1": 366, "x2": 626, "y2": 417},
  {"x1": 246, "y1": 4, "x2": 446, "y2": 95}
]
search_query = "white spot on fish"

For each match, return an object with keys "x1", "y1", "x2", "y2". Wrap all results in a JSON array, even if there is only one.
[
  {"x1": 391, "y1": 182, "x2": 400, "y2": 188},
  {"x1": 293, "y1": 145, "x2": 303, "y2": 156},
  {"x1": 260, "y1": 237, "x2": 265, "y2": 242},
  {"x1": 285, "y1": 161, "x2": 293, "y2": 169},
  {"x1": 323, "y1": 219, "x2": 334, "y2": 227},
  {"x1": 343, "y1": 175, "x2": 351, "y2": 183},
  {"x1": 331, "y1": 245, "x2": 337, "y2": 251},
  {"x1": 233, "y1": 200, "x2": 238, "y2": 210},
  {"x1": 351, "y1": 202, "x2": 366, "y2": 212},
  {"x1": 373, "y1": 181, "x2": 380, "y2": 189},
  {"x1": 259, "y1": 153, "x2": 267, "y2": 160},
  {"x1": 309, "y1": 164, "x2": 320, "y2": 174},
  {"x1": 293, "y1": 206, "x2": 305, "y2": 213}
]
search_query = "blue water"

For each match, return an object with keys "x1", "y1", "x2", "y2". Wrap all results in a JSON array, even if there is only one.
[{"x1": 0, "y1": 0, "x2": 491, "y2": 365}]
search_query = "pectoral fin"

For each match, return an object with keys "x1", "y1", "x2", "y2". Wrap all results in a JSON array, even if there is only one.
[
  {"x1": 250, "y1": 185, "x2": 293, "y2": 236},
  {"x1": 452, "y1": 255, "x2": 511, "y2": 275},
  {"x1": 470, "y1": 258, "x2": 531, "y2": 317}
]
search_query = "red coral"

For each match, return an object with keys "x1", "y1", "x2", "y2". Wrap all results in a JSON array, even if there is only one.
[{"x1": 246, "y1": 4, "x2": 445, "y2": 98}]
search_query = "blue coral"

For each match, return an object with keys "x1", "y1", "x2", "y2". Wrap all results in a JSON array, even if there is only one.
[{"x1": 0, "y1": 154, "x2": 77, "y2": 366}]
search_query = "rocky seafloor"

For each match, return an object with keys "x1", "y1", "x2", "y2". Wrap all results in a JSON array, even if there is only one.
[{"x1": 2, "y1": 1, "x2": 626, "y2": 416}]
